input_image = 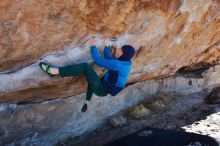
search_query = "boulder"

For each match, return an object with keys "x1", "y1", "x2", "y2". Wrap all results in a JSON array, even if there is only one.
[
  {"x1": 0, "y1": 0, "x2": 219, "y2": 103},
  {"x1": 204, "y1": 86, "x2": 220, "y2": 104}
]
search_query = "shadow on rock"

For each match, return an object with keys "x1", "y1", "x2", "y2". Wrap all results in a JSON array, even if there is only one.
[{"x1": 204, "y1": 86, "x2": 220, "y2": 104}]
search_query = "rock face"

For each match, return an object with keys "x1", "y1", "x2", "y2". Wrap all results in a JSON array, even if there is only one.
[
  {"x1": 0, "y1": 1, "x2": 219, "y2": 145},
  {"x1": 0, "y1": 66, "x2": 219, "y2": 146},
  {"x1": 0, "y1": 0, "x2": 219, "y2": 103}
]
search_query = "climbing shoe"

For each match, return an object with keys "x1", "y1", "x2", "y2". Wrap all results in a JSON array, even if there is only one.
[
  {"x1": 81, "y1": 103, "x2": 88, "y2": 112},
  {"x1": 39, "y1": 62, "x2": 55, "y2": 77}
]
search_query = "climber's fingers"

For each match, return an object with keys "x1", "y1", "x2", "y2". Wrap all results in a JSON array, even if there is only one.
[
  {"x1": 88, "y1": 38, "x2": 96, "y2": 47},
  {"x1": 103, "y1": 37, "x2": 110, "y2": 46}
]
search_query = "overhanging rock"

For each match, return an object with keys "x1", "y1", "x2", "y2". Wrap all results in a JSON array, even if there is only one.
[{"x1": 0, "y1": 65, "x2": 219, "y2": 145}]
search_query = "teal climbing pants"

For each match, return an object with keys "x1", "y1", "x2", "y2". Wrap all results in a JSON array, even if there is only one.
[{"x1": 59, "y1": 63, "x2": 108, "y2": 101}]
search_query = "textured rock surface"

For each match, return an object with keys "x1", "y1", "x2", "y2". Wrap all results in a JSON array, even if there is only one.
[
  {"x1": 62, "y1": 92, "x2": 220, "y2": 146},
  {"x1": 0, "y1": 0, "x2": 219, "y2": 103},
  {"x1": 0, "y1": 65, "x2": 219, "y2": 145},
  {"x1": 0, "y1": 67, "x2": 217, "y2": 146},
  {"x1": 0, "y1": 1, "x2": 219, "y2": 145}
]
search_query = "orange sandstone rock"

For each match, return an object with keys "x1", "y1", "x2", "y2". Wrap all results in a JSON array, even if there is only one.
[{"x1": 0, "y1": 0, "x2": 219, "y2": 103}]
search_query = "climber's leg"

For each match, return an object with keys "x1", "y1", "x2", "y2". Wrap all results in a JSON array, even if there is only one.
[
  {"x1": 60, "y1": 63, "x2": 108, "y2": 112},
  {"x1": 81, "y1": 81, "x2": 108, "y2": 112},
  {"x1": 40, "y1": 62, "x2": 108, "y2": 112},
  {"x1": 59, "y1": 63, "x2": 108, "y2": 96},
  {"x1": 59, "y1": 63, "x2": 92, "y2": 77},
  {"x1": 86, "y1": 84, "x2": 94, "y2": 101},
  {"x1": 81, "y1": 84, "x2": 93, "y2": 112}
]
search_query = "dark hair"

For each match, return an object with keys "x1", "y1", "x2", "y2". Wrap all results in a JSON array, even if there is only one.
[{"x1": 118, "y1": 45, "x2": 136, "y2": 61}]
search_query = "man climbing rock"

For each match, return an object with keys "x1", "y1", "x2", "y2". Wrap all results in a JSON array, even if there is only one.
[{"x1": 39, "y1": 38, "x2": 136, "y2": 112}]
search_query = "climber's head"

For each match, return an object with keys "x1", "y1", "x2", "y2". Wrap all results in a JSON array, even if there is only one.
[{"x1": 116, "y1": 45, "x2": 136, "y2": 61}]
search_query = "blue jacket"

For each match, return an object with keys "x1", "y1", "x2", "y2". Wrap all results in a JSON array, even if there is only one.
[{"x1": 91, "y1": 46, "x2": 132, "y2": 96}]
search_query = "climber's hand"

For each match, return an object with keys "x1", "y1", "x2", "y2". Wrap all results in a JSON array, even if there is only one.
[
  {"x1": 103, "y1": 37, "x2": 110, "y2": 47},
  {"x1": 88, "y1": 38, "x2": 96, "y2": 47}
]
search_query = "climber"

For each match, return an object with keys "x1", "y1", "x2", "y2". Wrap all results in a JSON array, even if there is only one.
[{"x1": 39, "y1": 38, "x2": 136, "y2": 112}]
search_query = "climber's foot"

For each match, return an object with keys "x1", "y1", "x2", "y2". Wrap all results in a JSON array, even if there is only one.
[
  {"x1": 81, "y1": 104, "x2": 88, "y2": 113},
  {"x1": 39, "y1": 62, "x2": 55, "y2": 77}
]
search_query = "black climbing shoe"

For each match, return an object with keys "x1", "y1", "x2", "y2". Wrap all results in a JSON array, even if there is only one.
[
  {"x1": 81, "y1": 104, "x2": 88, "y2": 112},
  {"x1": 39, "y1": 62, "x2": 55, "y2": 77}
]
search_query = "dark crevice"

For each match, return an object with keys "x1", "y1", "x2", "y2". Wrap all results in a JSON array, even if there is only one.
[
  {"x1": 126, "y1": 81, "x2": 137, "y2": 87},
  {"x1": 16, "y1": 92, "x2": 83, "y2": 105},
  {"x1": 16, "y1": 97, "x2": 61, "y2": 105},
  {"x1": 175, "y1": 62, "x2": 213, "y2": 77},
  {"x1": 135, "y1": 46, "x2": 144, "y2": 58},
  {"x1": 176, "y1": 41, "x2": 220, "y2": 77}
]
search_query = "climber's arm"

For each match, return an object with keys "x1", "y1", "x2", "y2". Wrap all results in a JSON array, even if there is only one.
[
  {"x1": 91, "y1": 46, "x2": 118, "y2": 70},
  {"x1": 104, "y1": 46, "x2": 114, "y2": 60}
]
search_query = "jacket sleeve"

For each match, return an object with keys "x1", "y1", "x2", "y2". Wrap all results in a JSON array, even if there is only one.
[
  {"x1": 104, "y1": 46, "x2": 114, "y2": 60},
  {"x1": 91, "y1": 46, "x2": 118, "y2": 71}
]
